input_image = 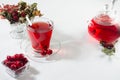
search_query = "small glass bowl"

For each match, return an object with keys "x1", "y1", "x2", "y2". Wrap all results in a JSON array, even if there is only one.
[
  {"x1": 2, "y1": 61, "x2": 29, "y2": 78},
  {"x1": 9, "y1": 23, "x2": 27, "y2": 39}
]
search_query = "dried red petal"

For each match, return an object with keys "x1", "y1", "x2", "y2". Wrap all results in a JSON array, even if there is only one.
[
  {"x1": 13, "y1": 16, "x2": 19, "y2": 21},
  {"x1": 21, "y1": 12, "x2": 26, "y2": 17}
]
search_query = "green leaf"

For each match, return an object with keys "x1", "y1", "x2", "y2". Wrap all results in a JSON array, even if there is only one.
[
  {"x1": 18, "y1": 1, "x2": 27, "y2": 6},
  {"x1": 7, "y1": 13, "x2": 12, "y2": 20},
  {"x1": 18, "y1": 1, "x2": 27, "y2": 10},
  {"x1": 31, "y1": 3, "x2": 37, "y2": 9},
  {"x1": 102, "y1": 47, "x2": 115, "y2": 56}
]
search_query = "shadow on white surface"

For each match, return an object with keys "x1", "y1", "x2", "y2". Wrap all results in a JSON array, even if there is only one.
[
  {"x1": 17, "y1": 66, "x2": 39, "y2": 80},
  {"x1": 46, "y1": 30, "x2": 82, "y2": 61},
  {"x1": 48, "y1": 30, "x2": 120, "y2": 62}
]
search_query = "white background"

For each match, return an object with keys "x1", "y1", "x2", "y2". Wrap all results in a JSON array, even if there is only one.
[{"x1": 1, "y1": 0, "x2": 120, "y2": 80}]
